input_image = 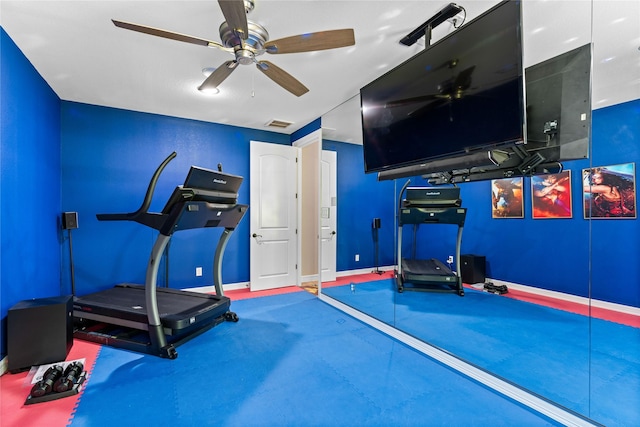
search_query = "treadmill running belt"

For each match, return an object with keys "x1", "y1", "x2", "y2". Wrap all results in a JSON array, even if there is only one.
[
  {"x1": 74, "y1": 284, "x2": 230, "y2": 331},
  {"x1": 402, "y1": 258, "x2": 453, "y2": 276}
]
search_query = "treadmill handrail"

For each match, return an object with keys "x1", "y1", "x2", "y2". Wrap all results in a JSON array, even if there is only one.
[
  {"x1": 96, "y1": 151, "x2": 177, "y2": 224},
  {"x1": 397, "y1": 180, "x2": 412, "y2": 226}
]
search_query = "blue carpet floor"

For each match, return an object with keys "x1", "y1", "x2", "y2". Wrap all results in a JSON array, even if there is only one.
[
  {"x1": 323, "y1": 279, "x2": 640, "y2": 426},
  {"x1": 69, "y1": 292, "x2": 564, "y2": 426}
]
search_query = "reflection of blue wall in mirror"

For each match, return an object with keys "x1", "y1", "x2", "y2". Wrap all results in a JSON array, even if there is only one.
[
  {"x1": 322, "y1": 140, "x2": 396, "y2": 272},
  {"x1": 457, "y1": 100, "x2": 639, "y2": 308},
  {"x1": 327, "y1": 99, "x2": 639, "y2": 309}
]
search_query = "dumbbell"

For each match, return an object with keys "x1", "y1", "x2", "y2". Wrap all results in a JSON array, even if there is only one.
[
  {"x1": 54, "y1": 361, "x2": 84, "y2": 393},
  {"x1": 30, "y1": 365, "x2": 64, "y2": 397}
]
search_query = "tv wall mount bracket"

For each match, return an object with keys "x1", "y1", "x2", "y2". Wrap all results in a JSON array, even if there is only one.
[{"x1": 400, "y1": 3, "x2": 465, "y2": 47}]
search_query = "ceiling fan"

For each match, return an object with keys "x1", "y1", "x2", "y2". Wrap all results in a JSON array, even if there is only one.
[
  {"x1": 112, "y1": 0, "x2": 355, "y2": 96},
  {"x1": 383, "y1": 60, "x2": 476, "y2": 111}
]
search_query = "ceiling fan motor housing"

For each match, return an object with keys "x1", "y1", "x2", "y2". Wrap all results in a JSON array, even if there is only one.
[{"x1": 219, "y1": 21, "x2": 269, "y2": 65}]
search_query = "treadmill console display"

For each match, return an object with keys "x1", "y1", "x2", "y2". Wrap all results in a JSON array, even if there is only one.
[
  {"x1": 404, "y1": 187, "x2": 461, "y2": 207},
  {"x1": 184, "y1": 166, "x2": 243, "y2": 194},
  {"x1": 400, "y1": 207, "x2": 466, "y2": 226}
]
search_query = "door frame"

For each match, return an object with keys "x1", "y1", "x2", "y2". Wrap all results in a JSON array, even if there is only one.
[
  {"x1": 293, "y1": 129, "x2": 322, "y2": 287},
  {"x1": 320, "y1": 149, "x2": 337, "y2": 283}
]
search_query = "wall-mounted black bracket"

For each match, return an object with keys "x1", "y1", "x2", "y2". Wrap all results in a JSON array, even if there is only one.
[{"x1": 400, "y1": 3, "x2": 464, "y2": 47}]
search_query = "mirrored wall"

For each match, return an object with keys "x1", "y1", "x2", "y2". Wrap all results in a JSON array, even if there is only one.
[{"x1": 319, "y1": 1, "x2": 640, "y2": 425}]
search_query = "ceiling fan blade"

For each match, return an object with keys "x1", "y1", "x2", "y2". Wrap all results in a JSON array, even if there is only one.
[
  {"x1": 452, "y1": 66, "x2": 476, "y2": 92},
  {"x1": 218, "y1": 0, "x2": 249, "y2": 40},
  {"x1": 112, "y1": 19, "x2": 227, "y2": 50},
  {"x1": 264, "y1": 29, "x2": 355, "y2": 54},
  {"x1": 256, "y1": 61, "x2": 309, "y2": 97},
  {"x1": 408, "y1": 98, "x2": 449, "y2": 117},
  {"x1": 198, "y1": 61, "x2": 238, "y2": 91},
  {"x1": 384, "y1": 94, "x2": 442, "y2": 109}
]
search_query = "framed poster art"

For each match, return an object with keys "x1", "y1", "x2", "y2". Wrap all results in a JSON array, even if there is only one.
[
  {"x1": 582, "y1": 162, "x2": 636, "y2": 219},
  {"x1": 491, "y1": 177, "x2": 523, "y2": 218},
  {"x1": 531, "y1": 171, "x2": 572, "y2": 219}
]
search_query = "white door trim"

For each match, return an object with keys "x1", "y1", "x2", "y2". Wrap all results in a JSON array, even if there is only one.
[{"x1": 293, "y1": 129, "x2": 321, "y2": 286}]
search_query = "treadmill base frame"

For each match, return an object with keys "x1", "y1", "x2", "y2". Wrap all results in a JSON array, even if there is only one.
[{"x1": 73, "y1": 310, "x2": 237, "y2": 359}]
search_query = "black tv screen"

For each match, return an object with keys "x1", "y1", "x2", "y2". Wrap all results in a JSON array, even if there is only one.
[{"x1": 361, "y1": 0, "x2": 524, "y2": 173}]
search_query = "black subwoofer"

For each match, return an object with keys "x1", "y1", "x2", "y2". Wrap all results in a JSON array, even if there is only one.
[
  {"x1": 7, "y1": 295, "x2": 73, "y2": 373},
  {"x1": 460, "y1": 254, "x2": 486, "y2": 284}
]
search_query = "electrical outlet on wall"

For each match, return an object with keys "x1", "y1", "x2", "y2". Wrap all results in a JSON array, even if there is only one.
[
  {"x1": 355, "y1": 254, "x2": 360, "y2": 262},
  {"x1": 195, "y1": 267, "x2": 203, "y2": 277}
]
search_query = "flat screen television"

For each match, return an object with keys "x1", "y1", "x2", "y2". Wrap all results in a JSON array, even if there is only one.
[{"x1": 360, "y1": 0, "x2": 524, "y2": 174}]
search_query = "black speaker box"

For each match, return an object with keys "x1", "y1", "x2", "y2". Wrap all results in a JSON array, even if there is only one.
[
  {"x1": 62, "y1": 211, "x2": 78, "y2": 229},
  {"x1": 460, "y1": 254, "x2": 486, "y2": 284},
  {"x1": 8, "y1": 295, "x2": 74, "y2": 373}
]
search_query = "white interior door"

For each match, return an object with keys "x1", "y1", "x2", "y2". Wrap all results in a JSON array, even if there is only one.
[
  {"x1": 320, "y1": 150, "x2": 337, "y2": 282},
  {"x1": 249, "y1": 141, "x2": 298, "y2": 291}
]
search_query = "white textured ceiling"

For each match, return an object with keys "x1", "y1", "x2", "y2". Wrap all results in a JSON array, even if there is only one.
[{"x1": 1, "y1": 1, "x2": 638, "y2": 141}]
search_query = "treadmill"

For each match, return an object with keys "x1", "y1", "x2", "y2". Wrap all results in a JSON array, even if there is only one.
[
  {"x1": 73, "y1": 152, "x2": 248, "y2": 359},
  {"x1": 395, "y1": 184, "x2": 466, "y2": 296}
]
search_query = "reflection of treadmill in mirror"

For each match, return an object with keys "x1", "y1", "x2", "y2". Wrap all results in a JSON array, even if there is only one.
[
  {"x1": 73, "y1": 152, "x2": 248, "y2": 359},
  {"x1": 396, "y1": 185, "x2": 466, "y2": 296}
]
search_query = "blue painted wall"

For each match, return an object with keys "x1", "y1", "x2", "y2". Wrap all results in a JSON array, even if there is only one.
[
  {"x1": 292, "y1": 118, "x2": 321, "y2": 141},
  {"x1": 585, "y1": 100, "x2": 639, "y2": 305},
  {"x1": 0, "y1": 28, "x2": 62, "y2": 357},
  {"x1": 60, "y1": 102, "x2": 290, "y2": 296}
]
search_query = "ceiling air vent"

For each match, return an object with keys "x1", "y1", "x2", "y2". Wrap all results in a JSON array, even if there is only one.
[{"x1": 265, "y1": 119, "x2": 293, "y2": 129}]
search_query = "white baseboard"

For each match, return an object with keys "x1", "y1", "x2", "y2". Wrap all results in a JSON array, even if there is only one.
[
  {"x1": 301, "y1": 274, "x2": 319, "y2": 283},
  {"x1": 184, "y1": 266, "x2": 396, "y2": 294},
  {"x1": 488, "y1": 278, "x2": 640, "y2": 317},
  {"x1": 336, "y1": 265, "x2": 394, "y2": 277},
  {"x1": 184, "y1": 281, "x2": 250, "y2": 294},
  {"x1": 0, "y1": 356, "x2": 8, "y2": 376},
  {"x1": 185, "y1": 272, "x2": 639, "y2": 318}
]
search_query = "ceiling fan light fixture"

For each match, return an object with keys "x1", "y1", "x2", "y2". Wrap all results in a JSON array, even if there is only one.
[
  {"x1": 197, "y1": 85, "x2": 220, "y2": 95},
  {"x1": 198, "y1": 67, "x2": 220, "y2": 94}
]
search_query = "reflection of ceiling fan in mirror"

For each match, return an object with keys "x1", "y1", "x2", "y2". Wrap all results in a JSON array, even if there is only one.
[
  {"x1": 384, "y1": 60, "x2": 476, "y2": 115},
  {"x1": 112, "y1": 0, "x2": 355, "y2": 96}
]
